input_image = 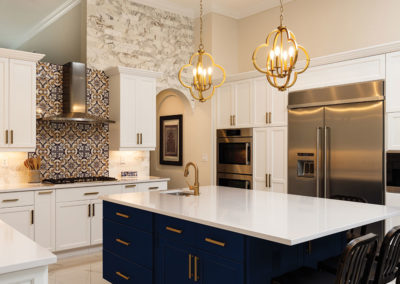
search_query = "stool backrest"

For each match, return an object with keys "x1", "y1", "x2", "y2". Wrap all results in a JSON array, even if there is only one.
[
  {"x1": 336, "y1": 233, "x2": 378, "y2": 284},
  {"x1": 373, "y1": 226, "x2": 400, "y2": 284}
]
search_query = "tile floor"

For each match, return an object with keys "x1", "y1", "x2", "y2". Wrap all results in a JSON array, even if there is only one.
[{"x1": 49, "y1": 252, "x2": 109, "y2": 284}]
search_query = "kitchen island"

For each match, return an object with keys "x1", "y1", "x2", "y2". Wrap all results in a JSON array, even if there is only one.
[{"x1": 101, "y1": 186, "x2": 400, "y2": 283}]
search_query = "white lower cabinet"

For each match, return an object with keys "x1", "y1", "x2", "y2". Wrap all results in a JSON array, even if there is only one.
[
  {"x1": 34, "y1": 190, "x2": 55, "y2": 251},
  {"x1": 0, "y1": 206, "x2": 34, "y2": 239},
  {"x1": 91, "y1": 199, "x2": 103, "y2": 245},
  {"x1": 253, "y1": 127, "x2": 287, "y2": 193},
  {"x1": 0, "y1": 266, "x2": 48, "y2": 284}
]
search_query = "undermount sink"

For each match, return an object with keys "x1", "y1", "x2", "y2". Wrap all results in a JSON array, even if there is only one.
[{"x1": 161, "y1": 190, "x2": 194, "y2": 196}]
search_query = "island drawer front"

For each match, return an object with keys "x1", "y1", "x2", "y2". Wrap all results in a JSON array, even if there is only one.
[
  {"x1": 103, "y1": 219, "x2": 153, "y2": 269},
  {"x1": 103, "y1": 201, "x2": 153, "y2": 232},
  {"x1": 103, "y1": 250, "x2": 152, "y2": 284},
  {"x1": 156, "y1": 214, "x2": 196, "y2": 243},
  {"x1": 0, "y1": 191, "x2": 34, "y2": 208},
  {"x1": 196, "y1": 224, "x2": 245, "y2": 262}
]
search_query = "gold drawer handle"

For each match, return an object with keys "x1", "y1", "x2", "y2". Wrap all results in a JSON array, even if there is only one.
[
  {"x1": 205, "y1": 237, "x2": 226, "y2": 247},
  {"x1": 116, "y1": 212, "x2": 130, "y2": 219},
  {"x1": 84, "y1": 192, "x2": 99, "y2": 195},
  {"x1": 116, "y1": 238, "x2": 130, "y2": 246},
  {"x1": 38, "y1": 190, "x2": 53, "y2": 195},
  {"x1": 115, "y1": 271, "x2": 130, "y2": 280},
  {"x1": 166, "y1": 226, "x2": 183, "y2": 234},
  {"x1": 2, "y1": 199, "x2": 19, "y2": 203},
  {"x1": 148, "y1": 187, "x2": 159, "y2": 190},
  {"x1": 125, "y1": 184, "x2": 137, "y2": 188}
]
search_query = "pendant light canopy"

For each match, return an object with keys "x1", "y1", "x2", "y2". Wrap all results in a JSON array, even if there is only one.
[
  {"x1": 252, "y1": 0, "x2": 310, "y2": 91},
  {"x1": 178, "y1": 0, "x2": 226, "y2": 102}
]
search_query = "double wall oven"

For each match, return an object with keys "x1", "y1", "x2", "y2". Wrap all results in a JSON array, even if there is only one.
[{"x1": 217, "y1": 129, "x2": 253, "y2": 189}]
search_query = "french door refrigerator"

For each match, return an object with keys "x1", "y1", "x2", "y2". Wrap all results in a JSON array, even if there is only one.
[{"x1": 288, "y1": 80, "x2": 385, "y2": 236}]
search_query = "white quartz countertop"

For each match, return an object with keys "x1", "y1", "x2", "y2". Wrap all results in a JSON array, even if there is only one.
[
  {"x1": 0, "y1": 220, "x2": 56, "y2": 274},
  {"x1": 101, "y1": 186, "x2": 400, "y2": 246},
  {"x1": 0, "y1": 176, "x2": 169, "y2": 193}
]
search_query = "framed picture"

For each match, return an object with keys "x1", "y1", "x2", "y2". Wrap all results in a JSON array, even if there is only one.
[{"x1": 160, "y1": 115, "x2": 183, "y2": 166}]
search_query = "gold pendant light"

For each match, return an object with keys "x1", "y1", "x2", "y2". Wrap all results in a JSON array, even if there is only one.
[
  {"x1": 252, "y1": 0, "x2": 309, "y2": 91},
  {"x1": 178, "y1": 0, "x2": 226, "y2": 102}
]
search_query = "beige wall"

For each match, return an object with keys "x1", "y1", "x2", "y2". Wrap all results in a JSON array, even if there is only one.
[
  {"x1": 150, "y1": 90, "x2": 212, "y2": 189},
  {"x1": 238, "y1": 0, "x2": 400, "y2": 72}
]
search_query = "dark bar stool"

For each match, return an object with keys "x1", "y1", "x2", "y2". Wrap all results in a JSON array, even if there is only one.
[
  {"x1": 271, "y1": 233, "x2": 378, "y2": 284},
  {"x1": 371, "y1": 226, "x2": 400, "y2": 284}
]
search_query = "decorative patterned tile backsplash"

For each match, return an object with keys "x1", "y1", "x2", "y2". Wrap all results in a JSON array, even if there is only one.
[{"x1": 30, "y1": 62, "x2": 110, "y2": 179}]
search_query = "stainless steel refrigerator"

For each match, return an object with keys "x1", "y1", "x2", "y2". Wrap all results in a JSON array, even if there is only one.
[{"x1": 288, "y1": 80, "x2": 385, "y2": 235}]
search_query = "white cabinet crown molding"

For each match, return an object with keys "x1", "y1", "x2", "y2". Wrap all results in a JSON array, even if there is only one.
[
  {"x1": 106, "y1": 66, "x2": 163, "y2": 78},
  {"x1": 0, "y1": 48, "x2": 44, "y2": 62}
]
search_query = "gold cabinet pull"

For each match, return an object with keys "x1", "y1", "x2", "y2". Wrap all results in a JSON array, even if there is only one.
[
  {"x1": 84, "y1": 192, "x2": 99, "y2": 195},
  {"x1": 148, "y1": 186, "x2": 159, "y2": 190},
  {"x1": 125, "y1": 184, "x2": 137, "y2": 188},
  {"x1": 137, "y1": 133, "x2": 139, "y2": 144},
  {"x1": 2, "y1": 199, "x2": 18, "y2": 203},
  {"x1": 269, "y1": 174, "x2": 272, "y2": 188},
  {"x1": 115, "y1": 271, "x2": 130, "y2": 280},
  {"x1": 166, "y1": 226, "x2": 183, "y2": 234},
  {"x1": 38, "y1": 190, "x2": 53, "y2": 195},
  {"x1": 266, "y1": 112, "x2": 269, "y2": 124},
  {"x1": 234, "y1": 115, "x2": 236, "y2": 126},
  {"x1": 194, "y1": 256, "x2": 199, "y2": 282},
  {"x1": 188, "y1": 254, "x2": 193, "y2": 279},
  {"x1": 205, "y1": 237, "x2": 226, "y2": 247},
  {"x1": 116, "y1": 212, "x2": 130, "y2": 219},
  {"x1": 92, "y1": 203, "x2": 95, "y2": 217},
  {"x1": 10, "y1": 130, "x2": 13, "y2": 144},
  {"x1": 88, "y1": 204, "x2": 91, "y2": 217},
  {"x1": 269, "y1": 112, "x2": 272, "y2": 124},
  {"x1": 5, "y1": 130, "x2": 8, "y2": 144},
  {"x1": 31, "y1": 210, "x2": 34, "y2": 225},
  {"x1": 265, "y1": 174, "x2": 268, "y2": 188},
  {"x1": 140, "y1": 133, "x2": 143, "y2": 145},
  {"x1": 116, "y1": 238, "x2": 130, "y2": 246}
]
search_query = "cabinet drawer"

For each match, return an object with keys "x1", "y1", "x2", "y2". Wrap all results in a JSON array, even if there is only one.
[
  {"x1": 103, "y1": 201, "x2": 153, "y2": 232},
  {"x1": 56, "y1": 186, "x2": 111, "y2": 202},
  {"x1": 103, "y1": 250, "x2": 152, "y2": 284},
  {"x1": 0, "y1": 191, "x2": 34, "y2": 208},
  {"x1": 196, "y1": 224, "x2": 245, "y2": 262},
  {"x1": 103, "y1": 219, "x2": 153, "y2": 269},
  {"x1": 156, "y1": 214, "x2": 195, "y2": 244},
  {"x1": 140, "y1": 181, "x2": 168, "y2": 191}
]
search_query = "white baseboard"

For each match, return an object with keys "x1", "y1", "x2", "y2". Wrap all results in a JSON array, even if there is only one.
[{"x1": 54, "y1": 245, "x2": 102, "y2": 260}]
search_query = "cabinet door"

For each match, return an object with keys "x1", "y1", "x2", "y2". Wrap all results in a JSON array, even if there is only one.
[
  {"x1": 136, "y1": 78, "x2": 156, "y2": 148},
  {"x1": 8, "y1": 59, "x2": 36, "y2": 150},
  {"x1": 120, "y1": 75, "x2": 138, "y2": 148},
  {"x1": 253, "y1": 77, "x2": 269, "y2": 127},
  {"x1": 253, "y1": 128, "x2": 268, "y2": 190},
  {"x1": 234, "y1": 80, "x2": 252, "y2": 128},
  {"x1": 387, "y1": 113, "x2": 400, "y2": 150},
  {"x1": 386, "y1": 51, "x2": 400, "y2": 113},
  {"x1": 216, "y1": 84, "x2": 234, "y2": 129},
  {"x1": 198, "y1": 250, "x2": 243, "y2": 284},
  {"x1": 267, "y1": 127, "x2": 288, "y2": 193},
  {"x1": 0, "y1": 58, "x2": 8, "y2": 148},
  {"x1": 269, "y1": 88, "x2": 287, "y2": 126},
  {"x1": 0, "y1": 206, "x2": 34, "y2": 239},
  {"x1": 34, "y1": 190, "x2": 55, "y2": 251},
  {"x1": 56, "y1": 200, "x2": 91, "y2": 251},
  {"x1": 90, "y1": 199, "x2": 103, "y2": 245},
  {"x1": 156, "y1": 239, "x2": 193, "y2": 284}
]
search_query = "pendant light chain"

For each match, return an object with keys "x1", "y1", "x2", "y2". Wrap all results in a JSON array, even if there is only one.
[
  {"x1": 199, "y1": 0, "x2": 204, "y2": 51},
  {"x1": 280, "y1": 0, "x2": 284, "y2": 27}
]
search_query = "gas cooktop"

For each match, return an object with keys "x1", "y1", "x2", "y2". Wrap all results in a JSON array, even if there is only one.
[{"x1": 42, "y1": 176, "x2": 117, "y2": 184}]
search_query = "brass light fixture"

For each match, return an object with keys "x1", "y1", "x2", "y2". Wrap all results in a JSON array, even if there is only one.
[
  {"x1": 252, "y1": 0, "x2": 310, "y2": 91},
  {"x1": 178, "y1": 0, "x2": 226, "y2": 102}
]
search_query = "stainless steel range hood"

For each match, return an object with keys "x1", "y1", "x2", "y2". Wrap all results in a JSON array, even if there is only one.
[{"x1": 39, "y1": 62, "x2": 115, "y2": 124}]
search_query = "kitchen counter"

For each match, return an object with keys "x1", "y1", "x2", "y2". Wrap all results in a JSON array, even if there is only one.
[
  {"x1": 0, "y1": 176, "x2": 169, "y2": 193},
  {"x1": 101, "y1": 186, "x2": 400, "y2": 245},
  {"x1": 0, "y1": 219, "x2": 56, "y2": 275}
]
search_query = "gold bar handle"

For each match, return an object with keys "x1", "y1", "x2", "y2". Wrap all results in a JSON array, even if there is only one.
[
  {"x1": 5, "y1": 130, "x2": 8, "y2": 144},
  {"x1": 115, "y1": 271, "x2": 130, "y2": 280},
  {"x1": 230, "y1": 115, "x2": 232, "y2": 126},
  {"x1": 84, "y1": 192, "x2": 99, "y2": 195},
  {"x1": 265, "y1": 174, "x2": 268, "y2": 188},
  {"x1": 266, "y1": 112, "x2": 268, "y2": 124},
  {"x1": 88, "y1": 204, "x2": 91, "y2": 217},
  {"x1": 38, "y1": 190, "x2": 53, "y2": 195},
  {"x1": 92, "y1": 203, "x2": 95, "y2": 217},
  {"x1": 233, "y1": 115, "x2": 236, "y2": 126},
  {"x1": 31, "y1": 210, "x2": 34, "y2": 225},
  {"x1": 125, "y1": 184, "x2": 137, "y2": 188},
  {"x1": 116, "y1": 212, "x2": 130, "y2": 219},
  {"x1": 10, "y1": 130, "x2": 13, "y2": 144},
  {"x1": 166, "y1": 226, "x2": 183, "y2": 234},
  {"x1": 116, "y1": 238, "x2": 131, "y2": 246},
  {"x1": 188, "y1": 254, "x2": 193, "y2": 279},
  {"x1": 269, "y1": 112, "x2": 272, "y2": 124},
  {"x1": 205, "y1": 237, "x2": 226, "y2": 247},
  {"x1": 194, "y1": 256, "x2": 199, "y2": 282},
  {"x1": 137, "y1": 133, "x2": 139, "y2": 144},
  {"x1": 269, "y1": 174, "x2": 272, "y2": 188},
  {"x1": 140, "y1": 133, "x2": 143, "y2": 145},
  {"x1": 148, "y1": 186, "x2": 159, "y2": 190},
  {"x1": 2, "y1": 199, "x2": 18, "y2": 203}
]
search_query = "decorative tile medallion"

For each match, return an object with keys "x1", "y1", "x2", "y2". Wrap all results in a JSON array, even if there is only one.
[{"x1": 30, "y1": 62, "x2": 110, "y2": 179}]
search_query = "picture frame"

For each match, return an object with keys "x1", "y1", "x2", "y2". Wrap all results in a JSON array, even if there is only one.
[{"x1": 160, "y1": 114, "x2": 183, "y2": 166}]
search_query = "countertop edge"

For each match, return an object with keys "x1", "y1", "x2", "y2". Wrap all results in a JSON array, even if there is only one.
[{"x1": 0, "y1": 255, "x2": 57, "y2": 275}]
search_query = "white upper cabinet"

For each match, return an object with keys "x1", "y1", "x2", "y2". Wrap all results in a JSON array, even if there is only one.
[
  {"x1": 386, "y1": 51, "x2": 400, "y2": 113},
  {"x1": 216, "y1": 84, "x2": 234, "y2": 129},
  {"x1": 107, "y1": 66, "x2": 162, "y2": 151},
  {"x1": 0, "y1": 49, "x2": 44, "y2": 152},
  {"x1": 235, "y1": 80, "x2": 253, "y2": 127}
]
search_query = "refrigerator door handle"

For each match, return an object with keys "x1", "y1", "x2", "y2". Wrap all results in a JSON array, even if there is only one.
[
  {"x1": 324, "y1": 126, "x2": 329, "y2": 198},
  {"x1": 316, "y1": 127, "x2": 321, "y2": 197}
]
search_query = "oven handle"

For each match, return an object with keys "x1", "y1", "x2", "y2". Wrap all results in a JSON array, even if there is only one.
[{"x1": 245, "y1": 143, "x2": 251, "y2": 165}]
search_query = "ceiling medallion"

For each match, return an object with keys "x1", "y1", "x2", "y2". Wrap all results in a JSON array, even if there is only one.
[
  {"x1": 178, "y1": 0, "x2": 226, "y2": 102},
  {"x1": 252, "y1": 0, "x2": 310, "y2": 91}
]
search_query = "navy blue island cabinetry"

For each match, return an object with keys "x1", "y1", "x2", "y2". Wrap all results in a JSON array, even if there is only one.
[{"x1": 102, "y1": 201, "x2": 345, "y2": 284}]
